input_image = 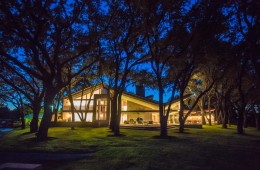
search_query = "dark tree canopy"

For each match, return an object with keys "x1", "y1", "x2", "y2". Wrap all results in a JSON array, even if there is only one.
[{"x1": 0, "y1": 0, "x2": 259, "y2": 138}]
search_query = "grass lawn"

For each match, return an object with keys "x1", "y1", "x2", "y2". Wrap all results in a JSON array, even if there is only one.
[{"x1": 0, "y1": 125, "x2": 260, "y2": 170}]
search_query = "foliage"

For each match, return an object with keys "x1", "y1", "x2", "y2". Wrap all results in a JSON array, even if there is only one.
[
  {"x1": 0, "y1": 0, "x2": 102, "y2": 139},
  {"x1": 0, "y1": 0, "x2": 259, "y2": 138}
]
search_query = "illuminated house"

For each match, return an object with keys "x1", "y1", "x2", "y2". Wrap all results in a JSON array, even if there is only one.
[{"x1": 52, "y1": 83, "x2": 206, "y2": 126}]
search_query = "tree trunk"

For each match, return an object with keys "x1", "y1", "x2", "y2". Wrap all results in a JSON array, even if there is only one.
[
  {"x1": 201, "y1": 111, "x2": 207, "y2": 125},
  {"x1": 208, "y1": 111, "x2": 212, "y2": 126},
  {"x1": 30, "y1": 103, "x2": 41, "y2": 133},
  {"x1": 179, "y1": 119, "x2": 185, "y2": 133},
  {"x1": 158, "y1": 83, "x2": 168, "y2": 137},
  {"x1": 114, "y1": 115, "x2": 120, "y2": 136},
  {"x1": 216, "y1": 94, "x2": 222, "y2": 124},
  {"x1": 20, "y1": 103, "x2": 25, "y2": 129},
  {"x1": 243, "y1": 113, "x2": 248, "y2": 128},
  {"x1": 208, "y1": 97, "x2": 212, "y2": 126},
  {"x1": 228, "y1": 111, "x2": 231, "y2": 127},
  {"x1": 237, "y1": 110, "x2": 244, "y2": 134},
  {"x1": 221, "y1": 98, "x2": 227, "y2": 128},
  {"x1": 222, "y1": 116, "x2": 227, "y2": 128},
  {"x1": 178, "y1": 106, "x2": 185, "y2": 133},
  {"x1": 37, "y1": 89, "x2": 55, "y2": 140},
  {"x1": 217, "y1": 110, "x2": 222, "y2": 124},
  {"x1": 200, "y1": 100, "x2": 206, "y2": 125},
  {"x1": 114, "y1": 94, "x2": 122, "y2": 136},
  {"x1": 160, "y1": 117, "x2": 168, "y2": 137},
  {"x1": 221, "y1": 105, "x2": 227, "y2": 128},
  {"x1": 237, "y1": 70, "x2": 246, "y2": 134},
  {"x1": 19, "y1": 98, "x2": 25, "y2": 129},
  {"x1": 54, "y1": 108, "x2": 58, "y2": 123},
  {"x1": 30, "y1": 112, "x2": 39, "y2": 133},
  {"x1": 71, "y1": 109, "x2": 75, "y2": 130},
  {"x1": 178, "y1": 94, "x2": 185, "y2": 133},
  {"x1": 109, "y1": 96, "x2": 117, "y2": 132}
]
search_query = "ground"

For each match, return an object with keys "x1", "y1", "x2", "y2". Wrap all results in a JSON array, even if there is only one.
[{"x1": 0, "y1": 125, "x2": 260, "y2": 170}]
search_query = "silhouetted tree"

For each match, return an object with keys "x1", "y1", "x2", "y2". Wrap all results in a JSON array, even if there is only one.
[
  {"x1": 0, "y1": 86, "x2": 26, "y2": 129},
  {"x1": 139, "y1": 0, "x2": 188, "y2": 137},
  {"x1": 228, "y1": 1, "x2": 260, "y2": 134},
  {"x1": 175, "y1": 0, "x2": 229, "y2": 133},
  {"x1": 0, "y1": 62, "x2": 44, "y2": 132},
  {"x1": 0, "y1": 1, "x2": 101, "y2": 140},
  {"x1": 100, "y1": 0, "x2": 148, "y2": 136}
]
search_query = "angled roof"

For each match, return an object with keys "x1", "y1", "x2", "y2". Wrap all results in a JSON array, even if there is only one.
[
  {"x1": 164, "y1": 94, "x2": 192, "y2": 106},
  {"x1": 63, "y1": 83, "x2": 189, "y2": 106},
  {"x1": 63, "y1": 83, "x2": 103, "y2": 99}
]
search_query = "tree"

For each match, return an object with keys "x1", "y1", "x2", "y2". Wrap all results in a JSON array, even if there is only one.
[
  {"x1": 190, "y1": 68, "x2": 217, "y2": 126},
  {"x1": 228, "y1": 48, "x2": 255, "y2": 134},
  {"x1": 231, "y1": 1, "x2": 260, "y2": 133},
  {"x1": 0, "y1": 61, "x2": 44, "y2": 132},
  {"x1": 0, "y1": 1, "x2": 101, "y2": 140},
  {"x1": 100, "y1": 0, "x2": 148, "y2": 135},
  {"x1": 176, "y1": 0, "x2": 229, "y2": 133},
  {"x1": 65, "y1": 74, "x2": 99, "y2": 130},
  {"x1": 139, "y1": 0, "x2": 188, "y2": 137},
  {"x1": 0, "y1": 84, "x2": 26, "y2": 129}
]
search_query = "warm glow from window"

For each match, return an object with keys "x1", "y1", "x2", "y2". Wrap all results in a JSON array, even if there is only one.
[
  {"x1": 73, "y1": 100, "x2": 86, "y2": 106},
  {"x1": 122, "y1": 100, "x2": 127, "y2": 111},
  {"x1": 75, "y1": 114, "x2": 81, "y2": 121},
  {"x1": 86, "y1": 113, "x2": 93, "y2": 122},
  {"x1": 121, "y1": 114, "x2": 127, "y2": 123}
]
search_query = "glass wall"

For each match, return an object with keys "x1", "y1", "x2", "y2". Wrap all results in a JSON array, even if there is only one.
[{"x1": 96, "y1": 98, "x2": 107, "y2": 120}]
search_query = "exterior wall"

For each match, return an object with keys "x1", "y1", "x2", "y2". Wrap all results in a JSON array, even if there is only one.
[
  {"x1": 56, "y1": 85, "x2": 199, "y2": 127},
  {"x1": 120, "y1": 96, "x2": 159, "y2": 124},
  {"x1": 152, "y1": 113, "x2": 159, "y2": 124},
  {"x1": 55, "y1": 86, "x2": 109, "y2": 125},
  {"x1": 62, "y1": 88, "x2": 103, "y2": 111},
  {"x1": 60, "y1": 112, "x2": 93, "y2": 122},
  {"x1": 121, "y1": 112, "x2": 154, "y2": 124}
]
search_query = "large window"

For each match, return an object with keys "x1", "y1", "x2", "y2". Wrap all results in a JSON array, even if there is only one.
[
  {"x1": 96, "y1": 98, "x2": 107, "y2": 120},
  {"x1": 73, "y1": 99, "x2": 94, "y2": 110}
]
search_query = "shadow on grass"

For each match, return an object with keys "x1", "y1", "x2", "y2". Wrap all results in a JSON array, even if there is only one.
[
  {"x1": 152, "y1": 135, "x2": 176, "y2": 140},
  {"x1": 172, "y1": 128, "x2": 192, "y2": 134},
  {"x1": 22, "y1": 136, "x2": 58, "y2": 144},
  {"x1": 20, "y1": 132, "x2": 32, "y2": 136},
  {"x1": 235, "y1": 132, "x2": 260, "y2": 138},
  {"x1": 175, "y1": 131, "x2": 191, "y2": 134},
  {"x1": 152, "y1": 134, "x2": 198, "y2": 145},
  {"x1": 107, "y1": 134, "x2": 126, "y2": 137}
]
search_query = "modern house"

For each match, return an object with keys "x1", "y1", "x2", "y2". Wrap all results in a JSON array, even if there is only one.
[{"x1": 52, "y1": 83, "x2": 207, "y2": 127}]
